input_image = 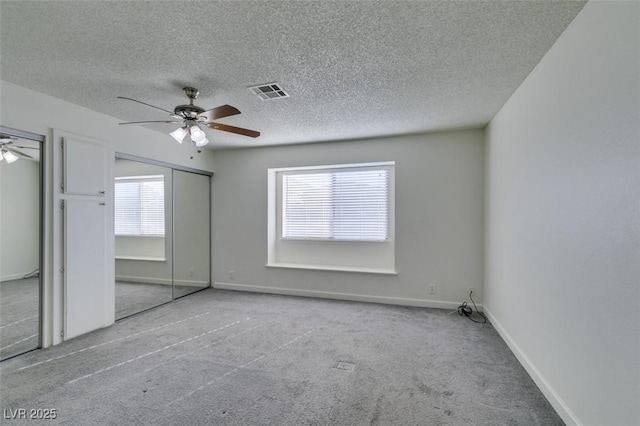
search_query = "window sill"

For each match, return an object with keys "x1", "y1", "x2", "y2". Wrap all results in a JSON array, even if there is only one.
[
  {"x1": 115, "y1": 235, "x2": 165, "y2": 238},
  {"x1": 280, "y1": 238, "x2": 389, "y2": 243},
  {"x1": 266, "y1": 263, "x2": 397, "y2": 275},
  {"x1": 115, "y1": 256, "x2": 166, "y2": 262}
]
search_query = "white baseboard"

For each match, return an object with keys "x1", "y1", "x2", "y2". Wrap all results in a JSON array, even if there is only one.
[
  {"x1": 174, "y1": 279, "x2": 209, "y2": 288},
  {"x1": 1, "y1": 273, "x2": 34, "y2": 282},
  {"x1": 116, "y1": 275, "x2": 209, "y2": 287},
  {"x1": 116, "y1": 275, "x2": 172, "y2": 285},
  {"x1": 213, "y1": 281, "x2": 473, "y2": 311},
  {"x1": 483, "y1": 306, "x2": 581, "y2": 426}
]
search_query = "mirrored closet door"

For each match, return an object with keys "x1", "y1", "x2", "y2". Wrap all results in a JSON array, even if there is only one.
[
  {"x1": 114, "y1": 156, "x2": 210, "y2": 320},
  {"x1": 0, "y1": 126, "x2": 43, "y2": 360},
  {"x1": 173, "y1": 170, "x2": 210, "y2": 299}
]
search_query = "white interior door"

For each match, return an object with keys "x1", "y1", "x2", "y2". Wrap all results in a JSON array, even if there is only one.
[{"x1": 63, "y1": 198, "x2": 107, "y2": 339}]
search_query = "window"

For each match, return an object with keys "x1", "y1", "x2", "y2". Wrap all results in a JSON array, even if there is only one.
[
  {"x1": 114, "y1": 175, "x2": 165, "y2": 236},
  {"x1": 282, "y1": 166, "x2": 390, "y2": 242},
  {"x1": 268, "y1": 162, "x2": 395, "y2": 273}
]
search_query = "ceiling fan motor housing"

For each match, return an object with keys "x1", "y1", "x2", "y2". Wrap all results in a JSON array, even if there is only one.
[
  {"x1": 174, "y1": 104, "x2": 205, "y2": 119},
  {"x1": 174, "y1": 87, "x2": 205, "y2": 119}
]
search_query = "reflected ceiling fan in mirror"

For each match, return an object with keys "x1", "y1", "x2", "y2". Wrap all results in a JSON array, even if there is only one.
[
  {"x1": 0, "y1": 136, "x2": 36, "y2": 163},
  {"x1": 117, "y1": 87, "x2": 260, "y2": 147}
]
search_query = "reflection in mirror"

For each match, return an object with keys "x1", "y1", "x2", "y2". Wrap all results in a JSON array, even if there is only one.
[
  {"x1": 173, "y1": 170, "x2": 210, "y2": 299},
  {"x1": 114, "y1": 158, "x2": 173, "y2": 319},
  {"x1": 0, "y1": 135, "x2": 41, "y2": 360}
]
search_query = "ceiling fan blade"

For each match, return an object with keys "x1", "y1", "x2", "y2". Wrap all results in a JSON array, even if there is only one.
[
  {"x1": 118, "y1": 120, "x2": 184, "y2": 125},
  {"x1": 117, "y1": 96, "x2": 174, "y2": 115},
  {"x1": 6, "y1": 147, "x2": 34, "y2": 159},
  {"x1": 208, "y1": 122, "x2": 260, "y2": 138},
  {"x1": 198, "y1": 105, "x2": 241, "y2": 122}
]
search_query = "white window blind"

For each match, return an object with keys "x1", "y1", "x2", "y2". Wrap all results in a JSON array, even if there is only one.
[
  {"x1": 114, "y1": 175, "x2": 165, "y2": 236},
  {"x1": 282, "y1": 166, "x2": 390, "y2": 241}
]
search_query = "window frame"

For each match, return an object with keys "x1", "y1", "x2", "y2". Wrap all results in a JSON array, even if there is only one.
[{"x1": 267, "y1": 161, "x2": 396, "y2": 274}]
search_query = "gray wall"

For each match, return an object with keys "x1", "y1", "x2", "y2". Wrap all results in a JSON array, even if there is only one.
[
  {"x1": 485, "y1": 2, "x2": 640, "y2": 425},
  {"x1": 212, "y1": 130, "x2": 484, "y2": 309}
]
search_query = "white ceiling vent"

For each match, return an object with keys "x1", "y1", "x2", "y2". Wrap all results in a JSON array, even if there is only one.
[{"x1": 249, "y1": 83, "x2": 289, "y2": 100}]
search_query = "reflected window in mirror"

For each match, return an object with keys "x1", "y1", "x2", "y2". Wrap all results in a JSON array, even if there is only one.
[
  {"x1": 114, "y1": 159, "x2": 173, "y2": 319},
  {"x1": 115, "y1": 175, "x2": 165, "y2": 237}
]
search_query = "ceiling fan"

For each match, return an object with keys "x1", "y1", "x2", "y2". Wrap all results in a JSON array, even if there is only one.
[
  {"x1": 118, "y1": 87, "x2": 260, "y2": 146},
  {"x1": 0, "y1": 136, "x2": 36, "y2": 163}
]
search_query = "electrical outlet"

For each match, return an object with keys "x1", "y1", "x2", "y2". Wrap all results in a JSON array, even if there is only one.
[
  {"x1": 229, "y1": 270, "x2": 235, "y2": 280},
  {"x1": 469, "y1": 287, "x2": 476, "y2": 297},
  {"x1": 188, "y1": 268, "x2": 194, "y2": 278},
  {"x1": 429, "y1": 284, "x2": 436, "y2": 294}
]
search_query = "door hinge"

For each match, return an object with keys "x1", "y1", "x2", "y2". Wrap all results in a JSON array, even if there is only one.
[
  {"x1": 60, "y1": 330, "x2": 64, "y2": 338},
  {"x1": 60, "y1": 266, "x2": 65, "y2": 273},
  {"x1": 60, "y1": 200, "x2": 65, "y2": 210}
]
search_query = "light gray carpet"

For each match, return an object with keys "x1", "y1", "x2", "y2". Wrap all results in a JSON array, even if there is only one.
[
  {"x1": 0, "y1": 278, "x2": 39, "y2": 360},
  {"x1": 0, "y1": 289, "x2": 563, "y2": 425}
]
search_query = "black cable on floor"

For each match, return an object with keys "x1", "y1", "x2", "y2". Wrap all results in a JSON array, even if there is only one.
[{"x1": 457, "y1": 291, "x2": 487, "y2": 324}]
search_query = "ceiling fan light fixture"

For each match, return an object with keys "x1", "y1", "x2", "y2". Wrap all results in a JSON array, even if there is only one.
[
  {"x1": 170, "y1": 126, "x2": 188, "y2": 144},
  {"x1": 195, "y1": 138, "x2": 209, "y2": 147},
  {"x1": 190, "y1": 126, "x2": 206, "y2": 144},
  {"x1": 3, "y1": 150, "x2": 19, "y2": 163}
]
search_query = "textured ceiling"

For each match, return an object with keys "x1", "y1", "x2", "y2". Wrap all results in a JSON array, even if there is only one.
[{"x1": 0, "y1": 1, "x2": 585, "y2": 149}]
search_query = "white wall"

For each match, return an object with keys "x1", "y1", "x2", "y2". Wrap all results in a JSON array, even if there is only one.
[
  {"x1": 0, "y1": 158, "x2": 39, "y2": 281},
  {"x1": 212, "y1": 130, "x2": 484, "y2": 309},
  {"x1": 485, "y1": 2, "x2": 640, "y2": 425},
  {"x1": 0, "y1": 80, "x2": 215, "y2": 347}
]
